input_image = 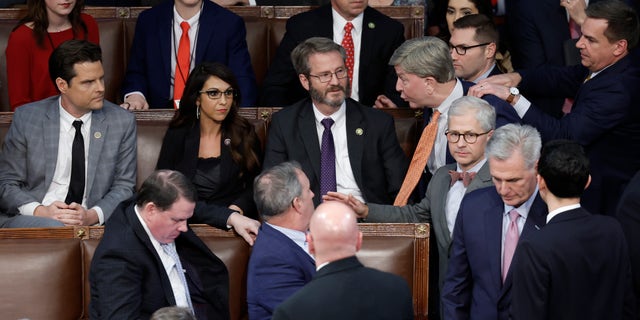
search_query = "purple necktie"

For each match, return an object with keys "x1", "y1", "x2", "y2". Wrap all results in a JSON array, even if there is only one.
[
  {"x1": 502, "y1": 209, "x2": 520, "y2": 283},
  {"x1": 320, "y1": 118, "x2": 336, "y2": 198}
]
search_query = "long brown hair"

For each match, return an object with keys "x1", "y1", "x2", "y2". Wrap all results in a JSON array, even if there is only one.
[
  {"x1": 171, "y1": 62, "x2": 260, "y2": 176},
  {"x1": 15, "y1": 0, "x2": 89, "y2": 48}
]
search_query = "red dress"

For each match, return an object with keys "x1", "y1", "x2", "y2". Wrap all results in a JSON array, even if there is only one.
[{"x1": 5, "y1": 13, "x2": 100, "y2": 111}]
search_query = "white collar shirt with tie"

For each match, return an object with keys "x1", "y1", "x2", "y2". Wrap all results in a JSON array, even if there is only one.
[{"x1": 332, "y1": 9, "x2": 364, "y2": 102}]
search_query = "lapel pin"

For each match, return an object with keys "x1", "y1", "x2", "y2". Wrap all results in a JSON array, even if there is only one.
[
  {"x1": 355, "y1": 128, "x2": 364, "y2": 136},
  {"x1": 94, "y1": 132, "x2": 102, "y2": 139},
  {"x1": 368, "y1": 22, "x2": 375, "y2": 29}
]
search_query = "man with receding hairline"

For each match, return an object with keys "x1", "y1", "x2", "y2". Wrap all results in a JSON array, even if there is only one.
[{"x1": 272, "y1": 201, "x2": 413, "y2": 320}]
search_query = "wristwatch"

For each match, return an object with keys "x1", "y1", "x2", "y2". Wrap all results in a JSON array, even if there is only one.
[{"x1": 506, "y1": 87, "x2": 520, "y2": 104}]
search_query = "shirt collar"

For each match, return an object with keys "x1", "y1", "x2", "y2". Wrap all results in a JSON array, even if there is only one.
[
  {"x1": 455, "y1": 158, "x2": 486, "y2": 174},
  {"x1": 312, "y1": 100, "x2": 346, "y2": 125},
  {"x1": 58, "y1": 97, "x2": 92, "y2": 130},
  {"x1": 437, "y1": 79, "x2": 464, "y2": 114},
  {"x1": 173, "y1": 5, "x2": 201, "y2": 25},
  {"x1": 331, "y1": 8, "x2": 364, "y2": 35},
  {"x1": 503, "y1": 187, "x2": 539, "y2": 220},
  {"x1": 546, "y1": 203, "x2": 581, "y2": 223}
]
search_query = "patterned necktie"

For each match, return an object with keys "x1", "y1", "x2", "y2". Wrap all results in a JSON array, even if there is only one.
[
  {"x1": 341, "y1": 22, "x2": 355, "y2": 85},
  {"x1": 502, "y1": 209, "x2": 520, "y2": 283},
  {"x1": 65, "y1": 120, "x2": 85, "y2": 205},
  {"x1": 394, "y1": 110, "x2": 441, "y2": 206},
  {"x1": 162, "y1": 243, "x2": 194, "y2": 313},
  {"x1": 173, "y1": 21, "x2": 191, "y2": 109},
  {"x1": 569, "y1": 18, "x2": 581, "y2": 39},
  {"x1": 320, "y1": 118, "x2": 336, "y2": 198},
  {"x1": 448, "y1": 171, "x2": 476, "y2": 187}
]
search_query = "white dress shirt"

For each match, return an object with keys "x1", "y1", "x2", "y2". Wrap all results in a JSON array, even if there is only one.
[
  {"x1": 332, "y1": 10, "x2": 363, "y2": 102},
  {"x1": 500, "y1": 188, "x2": 539, "y2": 266},
  {"x1": 268, "y1": 222, "x2": 314, "y2": 259},
  {"x1": 445, "y1": 159, "x2": 487, "y2": 234},
  {"x1": 427, "y1": 79, "x2": 464, "y2": 174},
  {"x1": 170, "y1": 7, "x2": 201, "y2": 98}
]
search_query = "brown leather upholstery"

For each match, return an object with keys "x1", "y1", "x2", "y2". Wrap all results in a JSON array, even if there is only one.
[
  {"x1": 0, "y1": 6, "x2": 424, "y2": 110},
  {"x1": 0, "y1": 223, "x2": 430, "y2": 320}
]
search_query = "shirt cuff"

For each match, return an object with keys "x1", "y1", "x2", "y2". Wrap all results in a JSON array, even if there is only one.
[
  {"x1": 91, "y1": 206, "x2": 105, "y2": 225},
  {"x1": 513, "y1": 95, "x2": 531, "y2": 119},
  {"x1": 18, "y1": 202, "x2": 40, "y2": 216},
  {"x1": 124, "y1": 91, "x2": 146, "y2": 101}
]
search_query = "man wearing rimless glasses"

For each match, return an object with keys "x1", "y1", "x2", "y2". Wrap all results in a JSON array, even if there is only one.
[{"x1": 449, "y1": 14, "x2": 503, "y2": 83}]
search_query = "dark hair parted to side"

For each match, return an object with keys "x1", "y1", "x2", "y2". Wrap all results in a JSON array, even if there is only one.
[
  {"x1": 453, "y1": 14, "x2": 499, "y2": 46},
  {"x1": 15, "y1": 0, "x2": 89, "y2": 48},
  {"x1": 291, "y1": 37, "x2": 347, "y2": 76},
  {"x1": 538, "y1": 140, "x2": 590, "y2": 198},
  {"x1": 136, "y1": 170, "x2": 198, "y2": 211},
  {"x1": 253, "y1": 161, "x2": 303, "y2": 220},
  {"x1": 586, "y1": 0, "x2": 640, "y2": 50},
  {"x1": 48, "y1": 39, "x2": 102, "y2": 89},
  {"x1": 170, "y1": 62, "x2": 260, "y2": 175}
]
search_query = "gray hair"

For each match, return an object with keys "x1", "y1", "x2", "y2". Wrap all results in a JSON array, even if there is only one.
[
  {"x1": 291, "y1": 37, "x2": 347, "y2": 75},
  {"x1": 254, "y1": 161, "x2": 303, "y2": 219},
  {"x1": 448, "y1": 96, "x2": 496, "y2": 132},
  {"x1": 150, "y1": 306, "x2": 195, "y2": 320},
  {"x1": 485, "y1": 124, "x2": 541, "y2": 170},
  {"x1": 388, "y1": 37, "x2": 455, "y2": 83}
]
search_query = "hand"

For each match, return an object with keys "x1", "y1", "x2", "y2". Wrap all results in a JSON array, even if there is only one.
[
  {"x1": 35, "y1": 202, "x2": 98, "y2": 226},
  {"x1": 476, "y1": 73, "x2": 522, "y2": 88},
  {"x1": 561, "y1": 0, "x2": 587, "y2": 26},
  {"x1": 322, "y1": 192, "x2": 369, "y2": 219},
  {"x1": 467, "y1": 82, "x2": 511, "y2": 101},
  {"x1": 374, "y1": 95, "x2": 398, "y2": 109},
  {"x1": 121, "y1": 93, "x2": 149, "y2": 110},
  {"x1": 226, "y1": 212, "x2": 260, "y2": 246}
]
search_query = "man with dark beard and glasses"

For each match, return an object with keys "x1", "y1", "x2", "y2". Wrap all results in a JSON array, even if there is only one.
[{"x1": 263, "y1": 37, "x2": 408, "y2": 206}]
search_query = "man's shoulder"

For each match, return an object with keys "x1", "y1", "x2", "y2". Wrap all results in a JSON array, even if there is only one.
[
  {"x1": 363, "y1": 6, "x2": 404, "y2": 28},
  {"x1": 346, "y1": 99, "x2": 393, "y2": 121},
  {"x1": 290, "y1": 4, "x2": 331, "y2": 23},
  {"x1": 202, "y1": 0, "x2": 244, "y2": 22},
  {"x1": 461, "y1": 186, "x2": 500, "y2": 207},
  {"x1": 271, "y1": 99, "x2": 310, "y2": 121},
  {"x1": 100, "y1": 101, "x2": 136, "y2": 122}
]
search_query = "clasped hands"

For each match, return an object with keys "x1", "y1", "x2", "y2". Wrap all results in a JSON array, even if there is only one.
[{"x1": 34, "y1": 201, "x2": 99, "y2": 226}]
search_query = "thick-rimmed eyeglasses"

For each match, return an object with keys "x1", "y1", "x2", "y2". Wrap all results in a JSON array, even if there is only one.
[
  {"x1": 307, "y1": 68, "x2": 349, "y2": 83},
  {"x1": 445, "y1": 130, "x2": 491, "y2": 143},
  {"x1": 199, "y1": 88, "x2": 235, "y2": 100},
  {"x1": 449, "y1": 42, "x2": 491, "y2": 55}
]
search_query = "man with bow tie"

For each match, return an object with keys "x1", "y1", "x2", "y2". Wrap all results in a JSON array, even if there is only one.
[{"x1": 325, "y1": 95, "x2": 496, "y2": 318}]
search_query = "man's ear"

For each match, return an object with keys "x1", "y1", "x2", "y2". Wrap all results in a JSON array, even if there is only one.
[
  {"x1": 306, "y1": 232, "x2": 315, "y2": 256},
  {"x1": 299, "y1": 74, "x2": 310, "y2": 91},
  {"x1": 355, "y1": 231, "x2": 363, "y2": 252},
  {"x1": 584, "y1": 174, "x2": 592, "y2": 190},
  {"x1": 56, "y1": 77, "x2": 68, "y2": 94}
]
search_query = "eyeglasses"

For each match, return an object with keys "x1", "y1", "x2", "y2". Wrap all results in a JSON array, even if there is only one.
[
  {"x1": 199, "y1": 88, "x2": 236, "y2": 100},
  {"x1": 445, "y1": 130, "x2": 492, "y2": 143},
  {"x1": 307, "y1": 68, "x2": 349, "y2": 83},
  {"x1": 449, "y1": 42, "x2": 491, "y2": 55}
]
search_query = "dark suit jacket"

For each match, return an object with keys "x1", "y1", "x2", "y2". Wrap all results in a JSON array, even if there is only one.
[
  {"x1": 260, "y1": 5, "x2": 405, "y2": 107},
  {"x1": 511, "y1": 207, "x2": 635, "y2": 319},
  {"x1": 122, "y1": 0, "x2": 257, "y2": 108},
  {"x1": 262, "y1": 97, "x2": 408, "y2": 205},
  {"x1": 156, "y1": 123, "x2": 261, "y2": 219},
  {"x1": 272, "y1": 256, "x2": 413, "y2": 320},
  {"x1": 442, "y1": 186, "x2": 548, "y2": 320},
  {"x1": 89, "y1": 198, "x2": 230, "y2": 320},
  {"x1": 617, "y1": 170, "x2": 640, "y2": 319},
  {"x1": 247, "y1": 223, "x2": 316, "y2": 320},
  {"x1": 0, "y1": 97, "x2": 137, "y2": 221},
  {"x1": 519, "y1": 54, "x2": 640, "y2": 216}
]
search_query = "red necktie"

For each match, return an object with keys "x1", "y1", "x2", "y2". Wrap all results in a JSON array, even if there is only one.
[
  {"x1": 341, "y1": 22, "x2": 355, "y2": 84},
  {"x1": 394, "y1": 110, "x2": 441, "y2": 206},
  {"x1": 174, "y1": 21, "x2": 190, "y2": 109}
]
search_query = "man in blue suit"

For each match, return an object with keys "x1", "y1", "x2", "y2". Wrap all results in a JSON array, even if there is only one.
[
  {"x1": 121, "y1": 0, "x2": 257, "y2": 109},
  {"x1": 511, "y1": 140, "x2": 634, "y2": 319},
  {"x1": 442, "y1": 124, "x2": 548, "y2": 320},
  {"x1": 0, "y1": 40, "x2": 136, "y2": 228},
  {"x1": 248, "y1": 162, "x2": 317, "y2": 320},
  {"x1": 472, "y1": 0, "x2": 640, "y2": 216}
]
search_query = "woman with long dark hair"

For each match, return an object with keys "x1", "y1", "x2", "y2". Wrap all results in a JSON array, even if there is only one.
[
  {"x1": 157, "y1": 62, "x2": 262, "y2": 219},
  {"x1": 5, "y1": 0, "x2": 99, "y2": 110}
]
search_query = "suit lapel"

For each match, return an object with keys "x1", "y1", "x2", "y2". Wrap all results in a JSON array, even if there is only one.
[
  {"x1": 44, "y1": 102, "x2": 60, "y2": 191},
  {"x1": 358, "y1": 8, "x2": 375, "y2": 93},
  {"x1": 485, "y1": 191, "x2": 505, "y2": 291},
  {"x1": 159, "y1": 3, "x2": 174, "y2": 93},
  {"x1": 299, "y1": 103, "x2": 322, "y2": 183},
  {"x1": 345, "y1": 100, "x2": 365, "y2": 190},
  {"x1": 194, "y1": 2, "x2": 215, "y2": 65},
  {"x1": 86, "y1": 109, "x2": 106, "y2": 200},
  {"x1": 432, "y1": 163, "x2": 457, "y2": 246}
]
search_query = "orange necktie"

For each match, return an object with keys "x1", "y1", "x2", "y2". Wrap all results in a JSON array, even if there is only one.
[
  {"x1": 174, "y1": 21, "x2": 190, "y2": 109},
  {"x1": 394, "y1": 110, "x2": 441, "y2": 206},
  {"x1": 342, "y1": 22, "x2": 355, "y2": 85}
]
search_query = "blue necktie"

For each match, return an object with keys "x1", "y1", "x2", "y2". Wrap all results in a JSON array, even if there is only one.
[{"x1": 161, "y1": 243, "x2": 194, "y2": 313}]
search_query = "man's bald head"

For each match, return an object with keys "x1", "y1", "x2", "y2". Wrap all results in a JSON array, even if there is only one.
[{"x1": 307, "y1": 201, "x2": 363, "y2": 265}]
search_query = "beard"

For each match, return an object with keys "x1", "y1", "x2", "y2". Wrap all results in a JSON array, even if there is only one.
[{"x1": 309, "y1": 81, "x2": 351, "y2": 108}]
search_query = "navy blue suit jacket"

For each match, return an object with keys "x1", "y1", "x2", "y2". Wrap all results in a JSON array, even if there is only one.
[
  {"x1": 260, "y1": 5, "x2": 405, "y2": 107},
  {"x1": 123, "y1": 0, "x2": 257, "y2": 108},
  {"x1": 519, "y1": 54, "x2": 640, "y2": 215},
  {"x1": 442, "y1": 186, "x2": 548, "y2": 320},
  {"x1": 511, "y1": 207, "x2": 635, "y2": 319},
  {"x1": 247, "y1": 223, "x2": 316, "y2": 320}
]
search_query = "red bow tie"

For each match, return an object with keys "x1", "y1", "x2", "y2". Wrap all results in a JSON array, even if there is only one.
[{"x1": 449, "y1": 170, "x2": 476, "y2": 187}]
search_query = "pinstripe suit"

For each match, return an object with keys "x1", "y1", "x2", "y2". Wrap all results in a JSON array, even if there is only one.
[{"x1": 0, "y1": 96, "x2": 137, "y2": 224}]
